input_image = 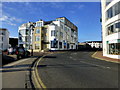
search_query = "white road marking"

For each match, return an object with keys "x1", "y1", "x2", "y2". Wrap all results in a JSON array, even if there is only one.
[{"x1": 80, "y1": 61, "x2": 111, "y2": 69}]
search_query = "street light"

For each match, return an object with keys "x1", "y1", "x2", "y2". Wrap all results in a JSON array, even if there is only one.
[{"x1": 29, "y1": 23, "x2": 35, "y2": 56}]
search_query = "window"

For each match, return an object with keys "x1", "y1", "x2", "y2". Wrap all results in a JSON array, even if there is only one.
[
  {"x1": 2, "y1": 37, "x2": 3, "y2": 41},
  {"x1": 65, "y1": 26, "x2": 67, "y2": 31},
  {"x1": 106, "y1": 1, "x2": 120, "y2": 20},
  {"x1": 59, "y1": 42, "x2": 62, "y2": 48},
  {"x1": 108, "y1": 43, "x2": 120, "y2": 55},
  {"x1": 67, "y1": 43, "x2": 69, "y2": 49},
  {"x1": 51, "y1": 30, "x2": 57, "y2": 36},
  {"x1": 36, "y1": 22, "x2": 43, "y2": 27},
  {"x1": 35, "y1": 36, "x2": 40, "y2": 41},
  {"x1": 26, "y1": 30, "x2": 29, "y2": 35},
  {"x1": 60, "y1": 32, "x2": 63, "y2": 38},
  {"x1": 114, "y1": 2, "x2": 120, "y2": 16},
  {"x1": 51, "y1": 40, "x2": 58, "y2": 48},
  {"x1": 115, "y1": 22, "x2": 120, "y2": 32},
  {"x1": 26, "y1": 44, "x2": 29, "y2": 49},
  {"x1": 19, "y1": 30, "x2": 25, "y2": 35},
  {"x1": 107, "y1": 25, "x2": 114, "y2": 35},
  {"x1": 106, "y1": 7, "x2": 113, "y2": 19},
  {"x1": 61, "y1": 24, "x2": 64, "y2": 30},
  {"x1": 36, "y1": 29, "x2": 40, "y2": 34},
  {"x1": 107, "y1": 21, "x2": 120, "y2": 35},
  {"x1": 35, "y1": 43, "x2": 40, "y2": 49},
  {"x1": 25, "y1": 36, "x2": 29, "y2": 42}
]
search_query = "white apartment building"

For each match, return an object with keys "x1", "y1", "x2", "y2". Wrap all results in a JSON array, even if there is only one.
[
  {"x1": 101, "y1": 0, "x2": 120, "y2": 59},
  {"x1": 0, "y1": 28, "x2": 9, "y2": 50},
  {"x1": 48, "y1": 17, "x2": 78, "y2": 50},
  {"x1": 85, "y1": 41, "x2": 102, "y2": 48},
  {"x1": 18, "y1": 22, "x2": 35, "y2": 49},
  {"x1": 19, "y1": 17, "x2": 78, "y2": 51}
]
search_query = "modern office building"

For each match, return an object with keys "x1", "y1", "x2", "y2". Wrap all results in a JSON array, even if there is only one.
[
  {"x1": 0, "y1": 28, "x2": 9, "y2": 50},
  {"x1": 18, "y1": 17, "x2": 78, "y2": 52},
  {"x1": 101, "y1": 0, "x2": 120, "y2": 59},
  {"x1": 18, "y1": 22, "x2": 35, "y2": 49}
]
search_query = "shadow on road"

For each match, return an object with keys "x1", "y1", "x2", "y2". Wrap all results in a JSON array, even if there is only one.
[
  {"x1": 1, "y1": 64, "x2": 32, "y2": 73},
  {"x1": 37, "y1": 63, "x2": 98, "y2": 69},
  {"x1": 43, "y1": 56, "x2": 57, "y2": 58},
  {"x1": 2, "y1": 55, "x2": 16, "y2": 66}
]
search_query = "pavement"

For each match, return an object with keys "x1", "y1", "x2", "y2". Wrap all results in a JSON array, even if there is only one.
[
  {"x1": 1, "y1": 52, "x2": 46, "y2": 89},
  {"x1": 92, "y1": 51, "x2": 120, "y2": 63},
  {"x1": 2, "y1": 55, "x2": 17, "y2": 66},
  {"x1": 1, "y1": 57, "x2": 37, "y2": 89},
  {"x1": 36, "y1": 51, "x2": 119, "y2": 88}
]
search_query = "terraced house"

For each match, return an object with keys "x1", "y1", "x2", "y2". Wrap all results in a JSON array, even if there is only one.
[
  {"x1": 18, "y1": 17, "x2": 78, "y2": 52},
  {"x1": 101, "y1": 0, "x2": 120, "y2": 59}
]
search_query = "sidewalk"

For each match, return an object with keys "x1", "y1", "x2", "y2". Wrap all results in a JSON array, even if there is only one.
[
  {"x1": 92, "y1": 51, "x2": 120, "y2": 63},
  {"x1": 2, "y1": 55, "x2": 17, "y2": 66}
]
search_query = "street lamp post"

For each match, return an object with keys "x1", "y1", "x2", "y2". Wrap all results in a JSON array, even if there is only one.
[{"x1": 29, "y1": 23, "x2": 35, "y2": 56}]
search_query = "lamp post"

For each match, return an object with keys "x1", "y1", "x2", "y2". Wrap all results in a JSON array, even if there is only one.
[{"x1": 29, "y1": 23, "x2": 35, "y2": 56}]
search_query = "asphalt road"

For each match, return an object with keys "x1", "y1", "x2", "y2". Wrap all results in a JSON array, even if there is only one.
[
  {"x1": 37, "y1": 51, "x2": 119, "y2": 89},
  {"x1": 1, "y1": 56, "x2": 39, "y2": 89}
]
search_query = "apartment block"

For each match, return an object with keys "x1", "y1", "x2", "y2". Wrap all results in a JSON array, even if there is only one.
[
  {"x1": 0, "y1": 28, "x2": 9, "y2": 50},
  {"x1": 18, "y1": 17, "x2": 78, "y2": 52},
  {"x1": 101, "y1": 0, "x2": 120, "y2": 59},
  {"x1": 18, "y1": 22, "x2": 35, "y2": 49}
]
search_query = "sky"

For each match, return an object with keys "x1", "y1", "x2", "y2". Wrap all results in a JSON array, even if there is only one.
[{"x1": 0, "y1": 2, "x2": 102, "y2": 42}]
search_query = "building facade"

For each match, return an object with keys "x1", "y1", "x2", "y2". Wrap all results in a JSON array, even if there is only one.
[
  {"x1": 0, "y1": 28, "x2": 9, "y2": 50},
  {"x1": 101, "y1": 0, "x2": 120, "y2": 59},
  {"x1": 84, "y1": 41, "x2": 102, "y2": 48},
  {"x1": 18, "y1": 17, "x2": 78, "y2": 52},
  {"x1": 18, "y1": 22, "x2": 35, "y2": 49}
]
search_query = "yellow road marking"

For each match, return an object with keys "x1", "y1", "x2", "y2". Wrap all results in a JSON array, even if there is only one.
[
  {"x1": 32, "y1": 52, "x2": 69, "y2": 89},
  {"x1": 35, "y1": 55, "x2": 47, "y2": 89}
]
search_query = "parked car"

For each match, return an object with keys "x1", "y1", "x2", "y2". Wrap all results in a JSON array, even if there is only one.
[
  {"x1": 8, "y1": 47, "x2": 14, "y2": 55},
  {"x1": 16, "y1": 47, "x2": 30, "y2": 59}
]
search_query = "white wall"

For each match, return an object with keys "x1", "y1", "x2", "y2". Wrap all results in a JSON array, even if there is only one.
[
  {"x1": 101, "y1": 0, "x2": 120, "y2": 59},
  {"x1": 0, "y1": 30, "x2": 9, "y2": 50}
]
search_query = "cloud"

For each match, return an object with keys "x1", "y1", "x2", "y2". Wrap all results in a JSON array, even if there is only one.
[
  {"x1": 49, "y1": 2, "x2": 64, "y2": 9},
  {"x1": 74, "y1": 4, "x2": 85, "y2": 9},
  {"x1": 0, "y1": 15, "x2": 24, "y2": 26}
]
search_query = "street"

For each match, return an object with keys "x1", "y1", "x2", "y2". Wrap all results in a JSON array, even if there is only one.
[
  {"x1": 37, "y1": 51, "x2": 119, "y2": 88},
  {"x1": 1, "y1": 51, "x2": 120, "y2": 89}
]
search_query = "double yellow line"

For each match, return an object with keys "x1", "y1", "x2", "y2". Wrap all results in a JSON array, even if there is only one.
[{"x1": 32, "y1": 55, "x2": 47, "y2": 89}]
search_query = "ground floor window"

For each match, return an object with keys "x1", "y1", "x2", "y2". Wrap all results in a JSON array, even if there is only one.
[
  {"x1": 67, "y1": 43, "x2": 69, "y2": 49},
  {"x1": 64, "y1": 43, "x2": 67, "y2": 48},
  {"x1": 35, "y1": 43, "x2": 40, "y2": 49},
  {"x1": 59, "y1": 42, "x2": 62, "y2": 48},
  {"x1": 26, "y1": 44, "x2": 29, "y2": 49},
  {"x1": 51, "y1": 41, "x2": 58, "y2": 48},
  {"x1": 108, "y1": 43, "x2": 120, "y2": 55}
]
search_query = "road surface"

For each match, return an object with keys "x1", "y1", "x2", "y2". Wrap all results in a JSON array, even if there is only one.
[{"x1": 37, "y1": 51, "x2": 119, "y2": 88}]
